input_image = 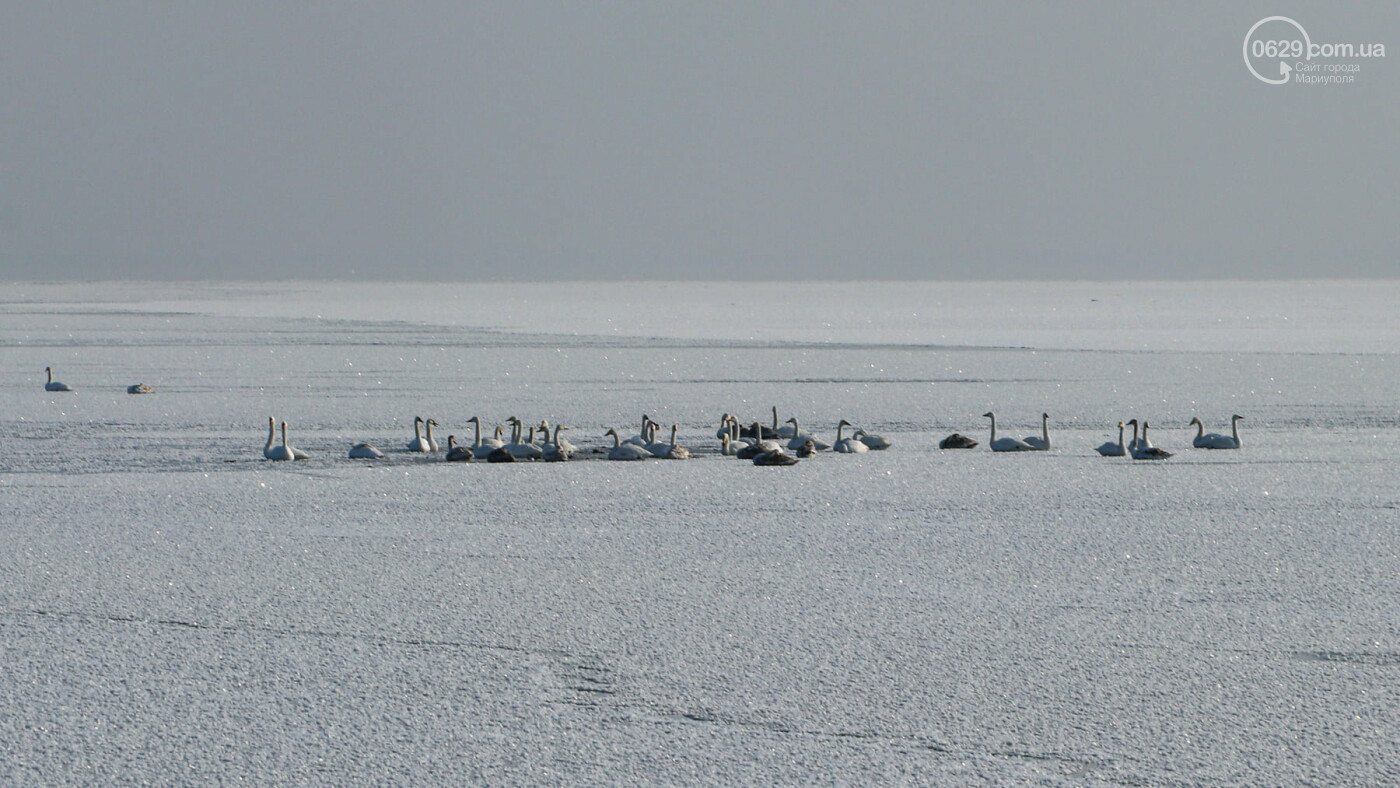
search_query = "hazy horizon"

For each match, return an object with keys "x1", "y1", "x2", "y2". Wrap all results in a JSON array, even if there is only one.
[{"x1": 3, "y1": 3, "x2": 1396, "y2": 281}]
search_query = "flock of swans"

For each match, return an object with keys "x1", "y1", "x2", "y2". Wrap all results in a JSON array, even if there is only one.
[{"x1": 41, "y1": 366, "x2": 1245, "y2": 466}]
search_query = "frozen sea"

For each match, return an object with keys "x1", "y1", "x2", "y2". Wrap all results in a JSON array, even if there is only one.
[{"x1": 2, "y1": 280, "x2": 1398, "y2": 785}]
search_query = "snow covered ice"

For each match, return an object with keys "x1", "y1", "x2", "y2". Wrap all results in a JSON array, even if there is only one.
[{"x1": 2, "y1": 281, "x2": 1399, "y2": 784}]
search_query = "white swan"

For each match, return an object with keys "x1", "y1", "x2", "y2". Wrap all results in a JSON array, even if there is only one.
[
  {"x1": 540, "y1": 420, "x2": 577, "y2": 455},
  {"x1": 127, "y1": 383, "x2": 154, "y2": 394},
  {"x1": 424, "y1": 418, "x2": 440, "y2": 452},
  {"x1": 466, "y1": 417, "x2": 501, "y2": 459},
  {"x1": 1095, "y1": 422, "x2": 1127, "y2": 457},
  {"x1": 1128, "y1": 420, "x2": 1172, "y2": 460},
  {"x1": 853, "y1": 428, "x2": 891, "y2": 451},
  {"x1": 1190, "y1": 415, "x2": 1243, "y2": 449},
  {"x1": 658, "y1": 424, "x2": 691, "y2": 459},
  {"x1": 715, "y1": 413, "x2": 735, "y2": 441},
  {"x1": 623, "y1": 415, "x2": 653, "y2": 447},
  {"x1": 605, "y1": 428, "x2": 653, "y2": 460},
  {"x1": 504, "y1": 418, "x2": 542, "y2": 460},
  {"x1": 542, "y1": 425, "x2": 571, "y2": 462},
  {"x1": 1023, "y1": 413, "x2": 1051, "y2": 451},
  {"x1": 983, "y1": 412, "x2": 1034, "y2": 452},
  {"x1": 265, "y1": 420, "x2": 296, "y2": 461},
  {"x1": 774, "y1": 406, "x2": 800, "y2": 439},
  {"x1": 445, "y1": 435, "x2": 474, "y2": 462},
  {"x1": 282, "y1": 421, "x2": 310, "y2": 460},
  {"x1": 44, "y1": 367, "x2": 73, "y2": 392},
  {"x1": 785, "y1": 418, "x2": 830, "y2": 451},
  {"x1": 407, "y1": 416, "x2": 432, "y2": 453},
  {"x1": 833, "y1": 420, "x2": 869, "y2": 454},
  {"x1": 720, "y1": 433, "x2": 741, "y2": 456},
  {"x1": 349, "y1": 441, "x2": 384, "y2": 459}
]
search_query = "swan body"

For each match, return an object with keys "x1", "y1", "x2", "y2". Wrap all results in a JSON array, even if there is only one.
[
  {"x1": 486, "y1": 446, "x2": 516, "y2": 463},
  {"x1": 785, "y1": 419, "x2": 829, "y2": 451},
  {"x1": 605, "y1": 429, "x2": 653, "y2": 461},
  {"x1": 445, "y1": 435, "x2": 474, "y2": 462},
  {"x1": 774, "y1": 407, "x2": 805, "y2": 439},
  {"x1": 540, "y1": 421, "x2": 577, "y2": 455},
  {"x1": 720, "y1": 434, "x2": 741, "y2": 456},
  {"x1": 1095, "y1": 422, "x2": 1127, "y2": 457},
  {"x1": 282, "y1": 421, "x2": 309, "y2": 460},
  {"x1": 264, "y1": 417, "x2": 294, "y2": 460},
  {"x1": 795, "y1": 440, "x2": 818, "y2": 458},
  {"x1": 467, "y1": 417, "x2": 502, "y2": 459},
  {"x1": 833, "y1": 420, "x2": 869, "y2": 454},
  {"x1": 348, "y1": 441, "x2": 384, "y2": 459},
  {"x1": 542, "y1": 425, "x2": 572, "y2": 462},
  {"x1": 658, "y1": 424, "x2": 691, "y2": 459},
  {"x1": 1190, "y1": 415, "x2": 1243, "y2": 449},
  {"x1": 984, "y1": 412, "x2": 1035, "y2": 452},
  {"x1": 127, "y1": 383, "x2": 153, "y2": 394},
  {"x1": 504, "y1": 418, "x2": 543, "y2": 460},
  {"x1": 407, "y1": 417, "x2": 432, "y2": 452},
  {"x1": 1128, "y1": 420, "x2": 1172, "y2": 460},
  {"x1": 939, "y1": 433, "x2": 978, "y2": 449},
  {"x1": 640, "y1": 422, "x2": 673, "y2": 457},
  {"x1": 753, "y1": 449, "x2": 799, "y2": 466},
  {"x1": 1022, "y1": 413, "x2": 1051, "y2": 451},
  {"x1": 853, "y1": 429, "x2": 890, "y2": 450},
  {"x1": 44, "y1": 367, "x2": 73, "y2": 392}
]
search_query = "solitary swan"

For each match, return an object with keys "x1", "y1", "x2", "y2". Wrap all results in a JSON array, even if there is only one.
[
  {"x1": 605, "y1": 428, "x2": 653, "y2": 460},
  {"x1": 983, "y1": 412, "x2": 1034, "y2": 452},
  {"x1": 407, "y1": 416, "x2": 432, "y2": 452},
  {"x1": 1095, "y1": 422, "x2": 1127, "y2": 457},
  {"x1": 1023, "y1": 413, "x2": 1051, "y2": 451},
  {"x1": 44, "y1": 367, "x2": 73, "y2": 392},
  {"x1": 1189, "y1": 415, "x2": 1243, "y2": 449},
  {"x1": 1128, "y1": 420, "x2": 1172, "y2": 460},
  {"x1": 127, "y1": 383, "x2": 154, "y2": 394},
  {"x1": 939, "y1": 433, "x2": 978, "y2": 449},
  {"x1": 833, "y1": 420, "x2": 869, "y2": 454},
  {"x1": 853, "y1": 428, "x2": 891, "y2": 450},
  {"x1": 445, "y1": 435, "x2": 474, "y2": 462},
  {"x1": 281, "y1": 421, "x2": 310, "y2": 460}
]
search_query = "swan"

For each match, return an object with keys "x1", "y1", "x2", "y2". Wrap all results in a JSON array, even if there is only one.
[
  {"x1": 1189, "y1": 415, "x2": 1243, "y2": 449},
  {"x1": 44, "y1": 367, "x2": 73, "y2": 392},
  {"x1": 737, "y1": 422, "x2": 783, "y2": 459},
  {"x1": 486, "y1": 446, "x2": 516, "y2": 463},
  {"x1": 939, "y1": 433, "x2": 978, "y2": 449},
  {"x1": 1023, "y1": 413, "x2": 1051, "y2": 451},
  {"x1": 424, "y1": 418, "x2": 440, "y2": 452},
  {"x1": 1095, "y1": 422, "x2": 1127, "y2": 457},
  {"x1": 348, "y1": 441, "x2": 384, "y2": 459},
  {"x1": 753, "y1": 448, "x2": 799, "y2": 466},
  {"x1": 833, "y1": 420, "x2": 869, "y2": 454},
  {"x1": 265, "y1": 420, "x2": 296, "y2": 461},
  {"x1": 467, "y1": 417, "x2": 502, "y2": 459},
  {"x1": 795, "y1": 439, "x2": 819, "y2": 458},
  {"x1": 407, "y1": 416, "x2": 432, "y2": 453},
  {"x1": 623, "y1": 415, "x2": 653, "y2": 447},
  {"x1": 502, "y1": 418, "x2": 542, "y2": 459},
  {"x1": 445, "y1": 435, "x2": 474, "y2": 462},
  {"x1": 542, "y1": 425, "x2": 571, "y2": 462},
  {"x1": 605, "y1": 428, "x2": 653, "y2": 460},
  {"x1": 540, "y1": 420, "x2": 577, "y2": 455},
  {"x1": 282, "y1": 421, "x2": 310, "y2": 460},
  {"x1": 853, "y1": 428, "x2": 891, "y2": 451},
  {"x1": 127, "y1": 383, "x2": 154, "y2": 394},
  {"x1": 773, "y1": 407, "x2": 802, "y2": 439},
  {"x1": 641, "y1": 422, "x2": 674, "y2": 457},
  {"x1": 785, "y1": 418, "x2": 830, "y2": 451},
  {"x1": 720, "y1": 434, "x2": 742, "y2": 456},
  {"x1": 715, "y1": 414, "x2": 735, "y2": 441},
  {"x1": 983, "y1": 412, "x2": 1034, "y2": 452},
  {"x1": 658, "y1": 424, "x2": 691, "y2": 459},
  {"x1": 264, "y1": 417, "x2": 293, "y2": 460},
  {"x1": 1127, "y1": 420, "x2": 1172, "y2": 460}
]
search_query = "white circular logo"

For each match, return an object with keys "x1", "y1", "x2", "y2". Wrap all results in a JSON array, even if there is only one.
[{"x1": 1244, "y1": 16, "x2": 1311, "y2": 84}]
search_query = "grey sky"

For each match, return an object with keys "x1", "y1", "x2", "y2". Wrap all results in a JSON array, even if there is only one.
[{"x1": 2, "y1": 2, "x2": 1396, "y2": 281}]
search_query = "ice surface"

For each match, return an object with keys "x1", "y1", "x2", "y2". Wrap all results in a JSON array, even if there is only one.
[{"x1": 2, "y1": 281, "x2": 1398, "y2": 784}]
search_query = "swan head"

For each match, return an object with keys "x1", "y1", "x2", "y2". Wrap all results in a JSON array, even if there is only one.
[
  {"x1": 1189, "y1": 417, "x2": 1202, "y2": 427},
  {"x1": 447, "y1": 435, "x2": 457, "y2": 449},
  {"x1": 1042, "y1": 412, "x2": 1049, "y2": 419},
  {"x1": 427, "y1": 418, "x2": 437, "y2": 426},
  {"x1": 982, "y1": 412, "x2": 994, "y2": 419},
  {"x1": 1117, "y1": 421, "x2": 1125, "y2": 428},
  {"x1": 414, "y1": 416, "x2": 423, "y2": 425},
  {"x1": 1126, "y1": 418, "x2": 1138, "y2": 426},
  {"x1": 786, "y1": 417, "x2": 797, "y2": 425},
  {"x1": 604, "y1": 428, "x2": 618, "y2": 437},
  {"x1": 507, "y1": 416, "x2": 519, "y2": 424},
  {"x1": 838, "y1": 419, "x2": 851, "y2": 427},
  {"x1": 467, "y1": 416, "x2": 479, "y2": 424},
  {"x1": 1232, "y1": 414, "x2": 1245, "y2": 421}
]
